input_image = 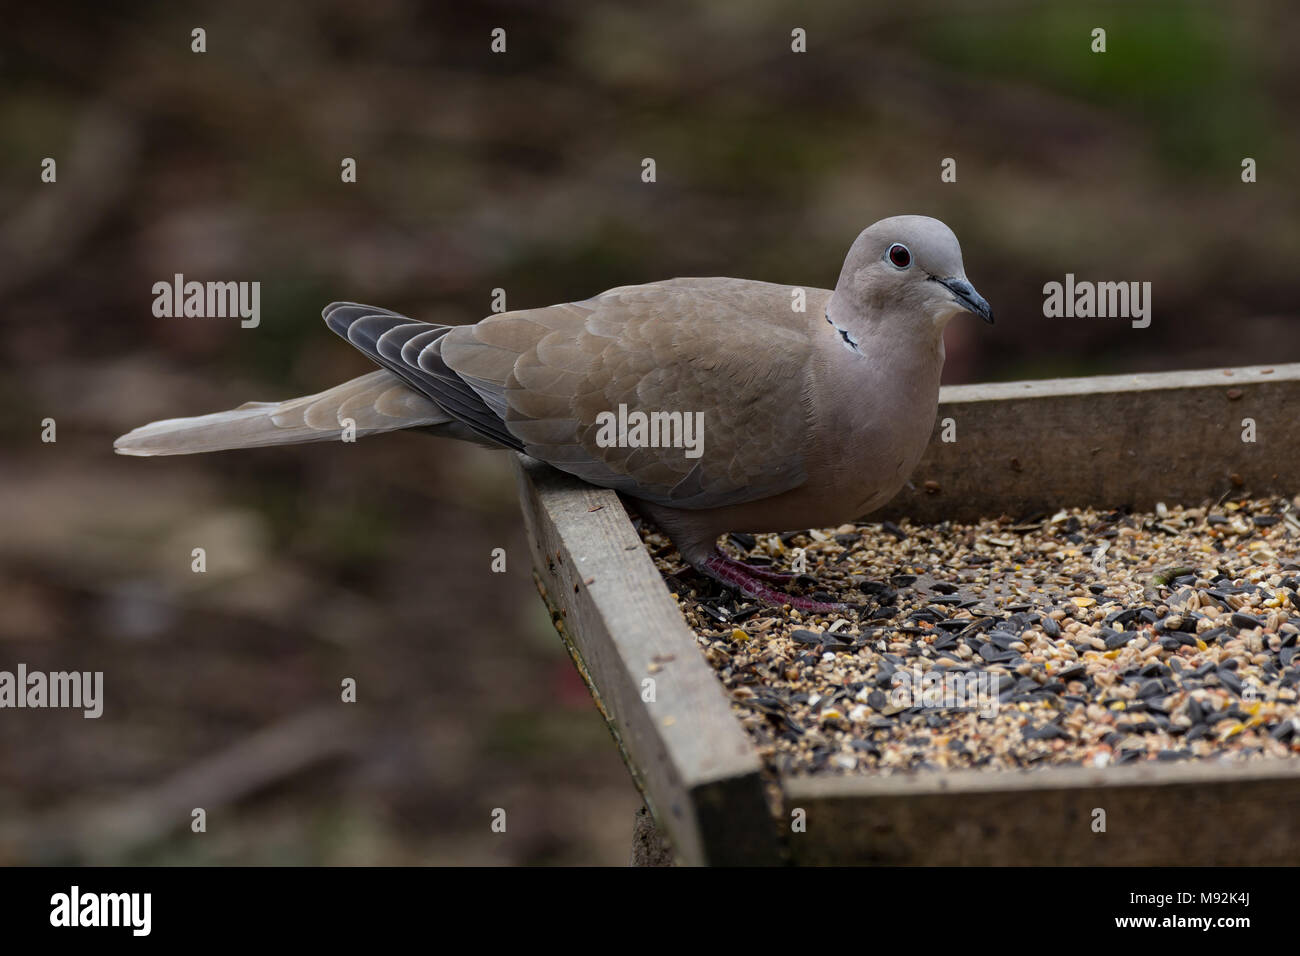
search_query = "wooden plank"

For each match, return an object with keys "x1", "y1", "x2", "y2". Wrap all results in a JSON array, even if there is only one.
[
  {"x1": 880, "y1": 363, "x2": 1300, "y2": 523},
  {"x1": 783, "y1": 757, "x2": 1300, "y2": 865},
  {"x1": 629, "y1": 805, "x2": 674, "y2": 867},
  {"x1": 514, "y1": 456, "x2": 779, "y2": 865}
]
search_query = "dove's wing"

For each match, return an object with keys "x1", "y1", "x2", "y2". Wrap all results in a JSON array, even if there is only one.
[
  {"x1": 439, "y1": 278, "x2": 822, "y2": 509},
  {"x1": 323, "y1": 302, "x2": 525, "y2": 450},
  {"x1": 319, "y1": 284, "x2": 821, "y2": 509}
]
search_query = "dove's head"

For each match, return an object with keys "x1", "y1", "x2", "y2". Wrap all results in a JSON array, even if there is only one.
[{"x1": 832, "y1": 215, "x2": 993, "y2": 335}]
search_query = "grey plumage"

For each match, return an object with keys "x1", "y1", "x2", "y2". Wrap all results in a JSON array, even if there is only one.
[{"x1": 115, "y1": 216, "x2": 992, "y2": 609}]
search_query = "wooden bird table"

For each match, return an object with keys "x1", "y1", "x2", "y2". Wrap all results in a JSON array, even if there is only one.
[{"x1": 516, "y1": 364, "x2": 1300, "y2": 865}]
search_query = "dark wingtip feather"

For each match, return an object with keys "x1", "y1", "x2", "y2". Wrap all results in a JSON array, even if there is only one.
[{"x1": 322, "y1": 302, "x2": 401, "y2": 338}]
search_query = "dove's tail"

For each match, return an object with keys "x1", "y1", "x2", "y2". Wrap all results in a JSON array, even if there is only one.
[{"x1": 113, "y1": 369, "x2": 453, "y2": 456}]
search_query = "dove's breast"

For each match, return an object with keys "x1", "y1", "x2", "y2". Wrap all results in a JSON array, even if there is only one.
[
  {"x1": 652, "y1": 317, "x2": 944, "y2": 555},
  {"x1": 804, "y1": 316, "x2": 946, "y2": 521}
]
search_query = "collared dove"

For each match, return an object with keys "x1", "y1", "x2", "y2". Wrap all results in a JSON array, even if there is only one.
[{"x1": 116, "y1": 215, "x2": 992, "y2": 611}]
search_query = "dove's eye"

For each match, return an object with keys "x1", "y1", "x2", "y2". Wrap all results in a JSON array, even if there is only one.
[{"x1": 887, "y1": 243, "x2": 911, "y2": 269}]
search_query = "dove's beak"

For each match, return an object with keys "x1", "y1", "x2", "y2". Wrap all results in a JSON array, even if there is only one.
[{"x1": 938, "y1": 276, "x2": 994, "y2": 325}]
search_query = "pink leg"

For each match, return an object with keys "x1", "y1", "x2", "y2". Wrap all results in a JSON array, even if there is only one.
[
  {"x1": 697, "y1": 551, "x2": 852, "y2": 615},
  {"x1": 735, "y1": 562, "x2": 797, "y2": 584}
]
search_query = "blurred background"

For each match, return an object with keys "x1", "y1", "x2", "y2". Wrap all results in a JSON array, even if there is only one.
[{"x1": 2, "y1": 0, "x2": 1298, "y2": 864}]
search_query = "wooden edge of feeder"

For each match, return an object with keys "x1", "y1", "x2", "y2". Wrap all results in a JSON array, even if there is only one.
[
  {"x1": 514, "y1": 455, "x2": 781, "y2": 865},
  {"x1": 879, "y1": 362, "x2": 1300, "y2": 523},
  {"x1": 781, "y1": 756, "x2": 1300, "y2": 865}
]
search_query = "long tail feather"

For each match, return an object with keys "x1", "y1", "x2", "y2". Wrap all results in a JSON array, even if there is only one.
[{"x1": 113, "y1": 370, "x2": 449, "y2": 456}]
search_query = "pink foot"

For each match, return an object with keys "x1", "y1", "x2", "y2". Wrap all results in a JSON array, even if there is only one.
[
  {"x1": 697, "y1": 552, "x2": 852, "y2": 614},
  {"x1": 736, "y1": 562, "x2": 797, "y2": 584}
]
